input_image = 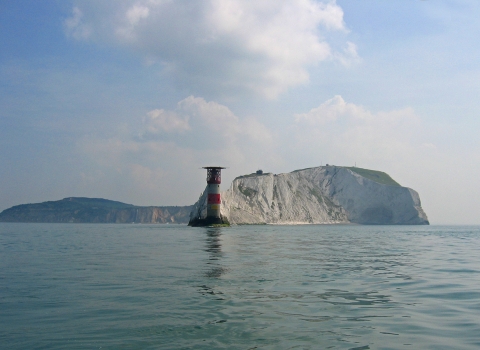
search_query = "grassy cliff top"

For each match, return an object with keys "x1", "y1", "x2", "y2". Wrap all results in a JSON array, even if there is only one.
[{"x1": 345, "y1": 167, "x2": 401, "y2": 186}]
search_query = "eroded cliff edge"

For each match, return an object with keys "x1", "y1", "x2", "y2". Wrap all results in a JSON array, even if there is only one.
[{"x1": 189, "y1": 166, "x2": 429, "y2": 225}]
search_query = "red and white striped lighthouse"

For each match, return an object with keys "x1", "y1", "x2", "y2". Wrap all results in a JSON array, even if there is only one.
[{"x1": 203, "y1": 166, "x2": 225, "y2": 223}]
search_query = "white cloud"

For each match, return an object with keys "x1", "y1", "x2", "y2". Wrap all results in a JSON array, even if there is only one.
[
  {"x1": 64, "y1": 7, "x2": 93, "y2": 40},
  {"x1": 293, "y1": 95, "x2": 422, "y2": 165},
  {"x1": 144, "y1": 109, "x2": 190, "y2": 133},
  {"x1": 203, "y1": 0, "x2": 344, "y2": 97},
  {"x1": 335, "y1": 41, "x2": 361, "y2": 67},
  {"x1": 116, "y1": 5, "x2": 150, "y2": 40},
  {"x1": 126, "y1": 5, "x2": 150, "y2": 25},
  {"x1": 176, "y1": 95, "x2": 240, "y2": 137},
  {"x1": 64, "y1": 0, "x2": 354, "y2": 98},
  {"x1": 295, "y1": 95, "x2": 371, "y2": 124}
]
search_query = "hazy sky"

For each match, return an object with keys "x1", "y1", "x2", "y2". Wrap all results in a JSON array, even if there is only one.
[{"x1": 1, "y1": 0, "x2": 479, "y2": 224}]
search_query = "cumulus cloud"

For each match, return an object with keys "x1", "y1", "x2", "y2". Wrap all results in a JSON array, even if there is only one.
[{"x1": 64, "y1": 0, "x2": 355, "y2": 98}]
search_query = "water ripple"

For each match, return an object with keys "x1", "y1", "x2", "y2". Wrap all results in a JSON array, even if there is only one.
[{"x1": 1, "y1": 223, "x2": 480, "y2": 349}]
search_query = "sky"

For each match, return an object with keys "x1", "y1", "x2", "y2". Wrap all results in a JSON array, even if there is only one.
[{"x1": 1, "y1": 0, "x2": 480, "y2": 224}]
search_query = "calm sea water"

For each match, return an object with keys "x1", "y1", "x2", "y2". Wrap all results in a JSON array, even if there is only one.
[{"x1": 1, "y1": 223, "x2": 480, "y2": 349}]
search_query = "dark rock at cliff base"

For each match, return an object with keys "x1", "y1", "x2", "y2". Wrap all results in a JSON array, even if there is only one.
[{"x1": 0, "y1": 197, "x2": 192, "y2": 224}]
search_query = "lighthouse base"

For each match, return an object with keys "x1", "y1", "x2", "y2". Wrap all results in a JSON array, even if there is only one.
[{"x1": 188, "y1": 216, "x2": 230, "y2": 227}]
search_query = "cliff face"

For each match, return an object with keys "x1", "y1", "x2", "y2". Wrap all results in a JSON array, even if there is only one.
[
  {"x1": 189, "y1": 166, "x2": 429, "y2": 225},
  {"x1": 101, "y1": 206, "x2": 192, "y2": 224},
  {"x1": 0, "y1": 197, "x2": 192, "y2": 224}
]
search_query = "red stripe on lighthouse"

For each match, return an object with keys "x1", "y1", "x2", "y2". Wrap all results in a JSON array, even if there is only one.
[{"x1": 208, "y1": 193, "x2": 221, "y2": 204}]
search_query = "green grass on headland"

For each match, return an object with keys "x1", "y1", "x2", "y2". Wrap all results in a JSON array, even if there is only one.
[{"x1": 345, "y1": 167, "x2": 401, "y2": 186}]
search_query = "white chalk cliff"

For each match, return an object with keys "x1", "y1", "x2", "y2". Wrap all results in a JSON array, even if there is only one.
[{"x1": 190, "y1": 166, "x2": 429, "y2": 225}]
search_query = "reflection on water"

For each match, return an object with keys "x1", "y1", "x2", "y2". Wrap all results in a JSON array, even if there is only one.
[
  {"x1": 204, "y1": 227, "x2": 223, "y2": 259},
  {"x1": 203, "y1": 227, "x2": 228, "y2": 279},
  {"x1": 199, "y1": 227, "x2": 227, "y2": 301}
]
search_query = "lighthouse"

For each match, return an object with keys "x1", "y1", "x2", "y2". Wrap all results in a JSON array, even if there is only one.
[
  {"x1": 204, "y1": 166, "x2": 225, "y2": 223},
  {"x1": 189, "y1": 166, "x2": 228, "y2": 226}
]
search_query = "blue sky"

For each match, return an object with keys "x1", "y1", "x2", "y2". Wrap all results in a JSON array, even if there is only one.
[{"x1": 1, "y1": 0, "x2": 479, "y2": 224}]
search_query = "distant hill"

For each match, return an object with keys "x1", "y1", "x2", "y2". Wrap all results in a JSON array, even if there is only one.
[{"x1": 0, "y1": 197, "x2": 192, "y2": 224}]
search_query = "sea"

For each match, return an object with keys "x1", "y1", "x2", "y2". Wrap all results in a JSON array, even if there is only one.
[{"x1": 1, "y1": 223, "x2": 479, "y2": 350}]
